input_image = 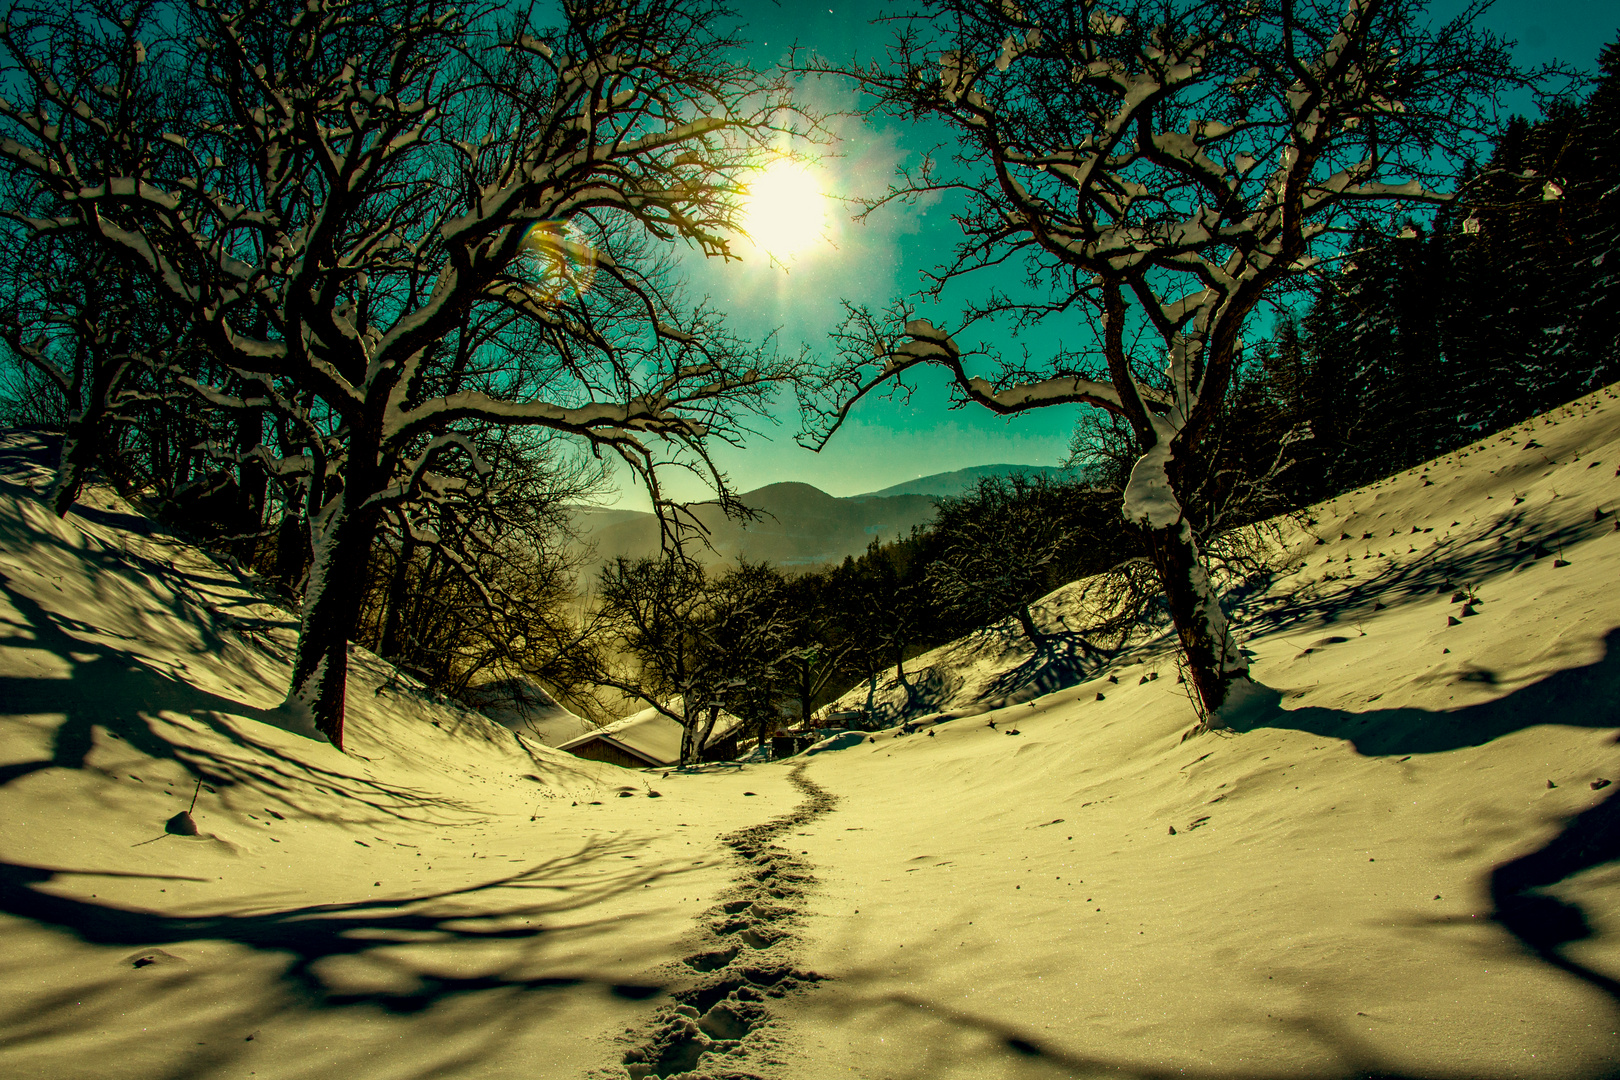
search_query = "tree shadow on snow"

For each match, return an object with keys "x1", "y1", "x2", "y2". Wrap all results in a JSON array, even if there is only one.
[
  {"x1": 1230, "y1": 626, "x2": 1620, "y2": 756},
  {"x1": 1227, "y1": 626, "x2": 1620, "y2": 1018},
  {"x1": 867, "y1": 626, "x2": 1115, "y2": 728},
  {"x1": 0, "y1": 571, "x2": 470, "y2": 827},
  {"x1": 982, "y1": 628, "x2": 1114, "y2": 703},
  {"x1": 1233, "y1": 496, "x2": 1614, "y2": 644},
  {"x1": 808, "y1": 955, "x2": 1620, "y2": 1080},
  {"x1": 0, "y1": 837, "x2": 689, "y2": 1077}
]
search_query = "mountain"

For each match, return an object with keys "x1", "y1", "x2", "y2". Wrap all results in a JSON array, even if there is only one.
[
  {"x1": 847, "y1": 462, "x2": 1074, "y2": 500},
  {"x1": 570, "y1": 481, "x2": 939, "y2": 574},
  {"x1": 571, "y1": 464, "x2": 1076, "y2": 576}
]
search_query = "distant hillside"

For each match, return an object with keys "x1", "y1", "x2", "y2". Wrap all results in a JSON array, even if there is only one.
[
  {"x1": 570, "y1": 481, "x2": 939, "y2": 576},
  {"x1": 848, "y1": 463, "x2": 1073, "y2": 501},
  {"x1": 569, "y1": 464, "x2": 1078, "y2": 576}
]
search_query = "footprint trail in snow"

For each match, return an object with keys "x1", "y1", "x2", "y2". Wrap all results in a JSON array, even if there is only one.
[{"x1": 612, "y1": 765, "x2": 838, "y2": 1080}]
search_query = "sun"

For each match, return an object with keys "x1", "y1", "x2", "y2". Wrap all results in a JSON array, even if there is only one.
[{"x1": 739, "y1": 160, "x2": 829, "y2": 260}]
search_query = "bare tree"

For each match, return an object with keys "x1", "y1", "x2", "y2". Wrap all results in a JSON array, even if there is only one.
[
  {"x1": 927, "y1": 473, "x2": 1078, "y2": 649},
  {"x1": 824, "y1": 536, "x2": 935, "y2": 719},
  {"x1": 778, "y1": 571, "x2": 853, "y2": 728},
  {"x1": 703, "y1": 559, "x2": 795, "y2": 751},
  {"x1": 592, "y1": 555, "x2": 709, "y2": 759},
  {"x1": 0, "y1": 0, "x2": 815, "y2": 747},
  {"x1": 358, "y1": 427, "x2": 606, "y2": 699},
  {"x1": 800, "y1": 0, "x2": 1523, "y2": 724},
  {"x1": 0, "y1": 230, "x2": 181, "y2": 514}
]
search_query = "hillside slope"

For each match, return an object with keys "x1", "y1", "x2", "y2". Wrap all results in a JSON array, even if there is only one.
[
  {"x1": 1, "y1": 381, "x2": 1619, "y2": 1080},
  {"x1": 776, "y1": 385, "x2": 1620, "y2": 1079},
  {"x1": 0, "y1": 431, "x2": 799, "y2": 1080}
]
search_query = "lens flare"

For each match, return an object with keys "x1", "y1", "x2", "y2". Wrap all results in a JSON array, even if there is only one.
[
  {"x1": 513, "y1": 219, "x2": 596, "y2": 303},
  {"x1": 740, "y1": 161, "x2": 828, "y2": 259}
]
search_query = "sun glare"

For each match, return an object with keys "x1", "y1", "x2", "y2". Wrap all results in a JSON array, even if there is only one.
[{"x1": 740, "y1": 160, "x2": 828, "y2": 260}]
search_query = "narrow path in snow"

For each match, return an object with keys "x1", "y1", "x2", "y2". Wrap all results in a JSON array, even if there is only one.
[{"x1": 614, "y1": 765, "x2": 839, "y2": 1079}]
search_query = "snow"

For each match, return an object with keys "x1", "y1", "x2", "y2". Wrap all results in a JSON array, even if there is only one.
[
  {"x1": 4, "y1": 381, "x2": 1620, "y2": 1079},
  {"x1": 554, "y1": 702, "x2": 744, "y2": 768},
  {"x1": 1121, "y1": 430, "x2": 1180, "y2": 528},
  {"x1": 461, "y1": 677, "x2": 598, "y2": 747}
]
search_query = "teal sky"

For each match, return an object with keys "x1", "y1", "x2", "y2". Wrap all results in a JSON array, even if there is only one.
[{"x1": 612, "y1": 0, "x2": 1617, "y2": 509}]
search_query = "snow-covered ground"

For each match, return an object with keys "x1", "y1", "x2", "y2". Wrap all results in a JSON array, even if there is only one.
[{"x1": 2, "y1": 384, "x2": 1619, "y2": 1080}]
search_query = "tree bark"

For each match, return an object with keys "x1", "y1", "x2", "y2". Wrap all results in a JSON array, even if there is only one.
[
  {"x1": 48, "y1": 358, "x2": 123, "y2": 517},
  {"x1": 287, "y1": 495, "x2": 380, "y2": 749},
  {"x1": 379, "y1": 529, "x2": 418, "y2": 662},
  {"x1": 234, "y1": 405, "x2": 267, "y2": 536},
  {"x1": 1141, "y1": 521, "x2": 1247, "y2": 723},
  {"x1": 680, "y1": 702, "x2": 720, "y2": 766},
  {"x1": 1014, "y1": 604, "x2": 1046, "y2": 651}
]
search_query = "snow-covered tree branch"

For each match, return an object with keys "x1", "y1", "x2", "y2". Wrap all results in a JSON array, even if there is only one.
[
  {"x1": 0, "y1": 0, "x2": 820, "y2": 747},
  {"x1": 798, "y1": 0, "x2": 1527, "y2": 724}
]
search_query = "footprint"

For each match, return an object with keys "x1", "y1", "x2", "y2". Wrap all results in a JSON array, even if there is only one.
[
  {"x1": 698, "y1": 998, "x2": 766, "y2": 1041},
  {"x1": 682, "y1": 946, "x2": 739, "y2": 973},
  {"x1": 738, "y1": 926, "x2": 781, "y2": 950},
  {"x1": 617, "y1": 766, "x2": 838, "y2": 1077}
]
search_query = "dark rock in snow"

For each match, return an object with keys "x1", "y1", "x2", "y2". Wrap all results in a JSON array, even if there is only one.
[{"x1": 165, "y1": 811, "x2": 198, "y2": 836}]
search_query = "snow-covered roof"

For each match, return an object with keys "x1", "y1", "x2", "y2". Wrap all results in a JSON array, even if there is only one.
[
  {"x1": 556, "y1": 702, "x2": 744, "y2": 767},
  {"x1": 461, "y1": 677, "x2": 598, "y2": 748}
]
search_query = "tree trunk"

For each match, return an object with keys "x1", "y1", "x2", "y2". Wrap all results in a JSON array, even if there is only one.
[
  {"x1": 48, "y1": 359, "x2": 124, "y2": 517},
  {"x1": 286, "y1": 496, "x2": 380, "y2": 749},
  {"x1": 234, "y1": 405, "x2": 267, "y2": 535},
  {"x1": 796, "y1": 669, "x2": 812, "y2": 734},
  {"x1": 50, "y1": 418, "x2": 103, "y2": 517},
  {"x1": 1014, "y1": 604, "x2": 1046, "y2": 651},
  {"x1": 1141, "y1": 520, "x2": 1247, "y2": 723},
  {"x1": 379, "y1": 530, "x2": 418, "y2": 662},
  {"x1": 276, "y1": 508, "x2": 312, "y2": 594},
  {"x1": 681, "y1": 702, "x2": 720, "y2": 766},
  {"x1": 894, "y1": 647, "x2": 913, "y2": 710}
]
